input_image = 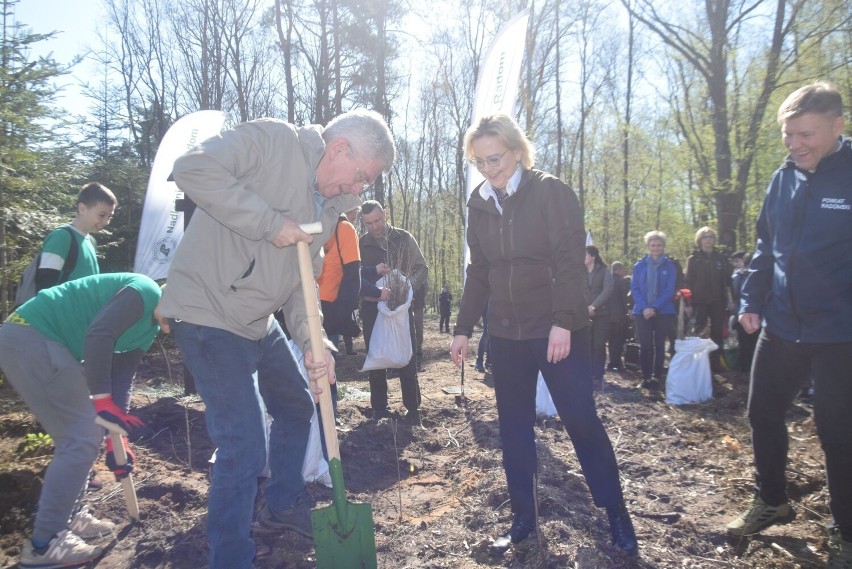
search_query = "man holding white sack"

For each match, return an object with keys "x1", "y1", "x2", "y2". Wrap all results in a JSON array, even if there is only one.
[
  {"x1": 727, "y1": 81, "x2": 852, "y2": 567},
  {"x1": 359, "y1": 200, "x2": 428, "y2": 424}
]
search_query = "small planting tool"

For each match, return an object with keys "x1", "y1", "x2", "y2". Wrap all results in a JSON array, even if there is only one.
[
  {"x1": 297, "y1": 222, "x2": 378, "y2": 569},
  {"x1": 95, "y1": 417, "x2": 140, "y2": 521}
]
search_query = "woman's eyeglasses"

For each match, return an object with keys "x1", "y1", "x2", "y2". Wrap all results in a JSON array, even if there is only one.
[{"x1": 468, "y1": 149, "x2": 509, "y2": 171}]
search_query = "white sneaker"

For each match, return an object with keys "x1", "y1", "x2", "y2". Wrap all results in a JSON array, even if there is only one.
[
  {"x1": 69, "y1": 506, "x2": 115, "y2": 539},
  {"x1": 20, "y1": 529, "x2": 104, "y2": 568}
]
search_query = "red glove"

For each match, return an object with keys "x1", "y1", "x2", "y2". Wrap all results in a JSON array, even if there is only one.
[
  {"x1": 93, "y1": 396, "x2": 145, "y2": 433},
  {"x1": 105, "y1": 435, "x2": 135, "y2": 480}
]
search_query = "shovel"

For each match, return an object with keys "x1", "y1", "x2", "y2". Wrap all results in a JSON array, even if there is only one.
[
  {"x1": 94, "y1": 417, "x2": 140, "y2": 521},
  {"x1": 297, "y1": 222, "x2": 378, "y2": 569}
]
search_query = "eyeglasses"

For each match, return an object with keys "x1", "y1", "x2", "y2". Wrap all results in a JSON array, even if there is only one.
[
  {"x1": 355, "y1": 166, "x2": 375, "y2": 192},
  {"x1": 468, "y1": 149, "x2": 509, "y2": 171}
]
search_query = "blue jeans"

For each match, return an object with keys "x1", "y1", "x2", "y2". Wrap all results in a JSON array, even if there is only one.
[
  {"x1": 489, "y1": 329, "x2": 624, "y2": 519},
  {"x1": 749, "y1": 329, "x2": 852, "y2": 540},
  {"x1": 172, "y1": 320, "x2": 314, "y2": 569}
]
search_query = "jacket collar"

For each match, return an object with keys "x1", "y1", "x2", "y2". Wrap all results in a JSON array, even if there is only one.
[{"x1": 477, "y1": 165, "x2": 523, "y2": 212}]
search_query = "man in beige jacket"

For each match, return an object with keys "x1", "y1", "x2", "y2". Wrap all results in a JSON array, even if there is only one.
[{"x1": 159, "y1": 109, "x2": 395, "y2": 569}]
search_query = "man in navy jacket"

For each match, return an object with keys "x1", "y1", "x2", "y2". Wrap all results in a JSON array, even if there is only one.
[{"x1": 727, "y1": 81, "x2": 852, "y2": 566}]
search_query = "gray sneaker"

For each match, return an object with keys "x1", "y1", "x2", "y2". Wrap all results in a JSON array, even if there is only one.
[
  {"x1": 69, "y1": 506, "x2": 115, "y2": 539},
  {"x1": 20, "y1": 530, "x2": 104, "y2": 568},
  {"x1": 254, "y1": 501, "x2": 313, "y2": 539},
  {"x1": 726, "y1": 496, "x2": 795, "y2": 536}
]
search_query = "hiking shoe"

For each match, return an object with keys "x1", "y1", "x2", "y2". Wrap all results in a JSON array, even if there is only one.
[
  {"x1": 726, "y1": 496, "x2": 795, "y2": 536},
  {"x1": 828, "y1": 534, "x2": 852, "y2": 569},
  {"x1": 255, "y1": 501, "x2": 312, "y2": 539},
  {"x1": 20, "y1": 530, "x2": 104, "y2": 568},
  {"x1": 607, "y1": 503, "x2": 638, "y2": 555},
  {"x1": 69, "y1": 506, "x2": 115, "y2": 539}
]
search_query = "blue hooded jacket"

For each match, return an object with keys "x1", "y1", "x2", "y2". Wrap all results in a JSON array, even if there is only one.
[{"x1": 741, "y1": 137, "x2": 852, "y2": 343}]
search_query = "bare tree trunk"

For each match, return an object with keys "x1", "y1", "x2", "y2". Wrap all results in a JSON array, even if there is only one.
[
  {"x1": 274, "y1": 0, "x2": 295, "y2": 122},
  {"x1": 621, "y1": 1, "x2": 635, "y2": 256}
]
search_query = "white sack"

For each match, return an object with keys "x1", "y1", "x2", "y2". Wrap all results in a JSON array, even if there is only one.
[
  {"x1": 535, "y1": 373, "x2": 557, "y2": 417},
  {"x1": 361, "y1": 271, "x2": 414, "y2": 371},
  {"x1": 666, "y1": 337, "x2": 717, "y2": 405}
]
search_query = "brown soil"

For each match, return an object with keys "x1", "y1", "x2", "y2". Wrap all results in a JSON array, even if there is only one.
[{"x1": 0, "y1": 316, "x2": 830, "y2": 568}]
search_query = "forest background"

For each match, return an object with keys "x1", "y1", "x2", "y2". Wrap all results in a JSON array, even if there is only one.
[{"x1": 1, "y1": 0, "x2": 851, "y2": 317}]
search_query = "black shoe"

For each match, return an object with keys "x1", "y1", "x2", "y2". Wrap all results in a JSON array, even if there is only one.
[
  {"x1": 405, "y1": 409, "x2": 422, "y2": 426},
  {"x1": 489, "y1": 514, "x2": 535, "y2": 555},
  {"x1": 607, "y1": 504, "x2": 638, "y2": 556},
  {"x1": 372, "y1": 407, "x2": 391, "y2": 420}
]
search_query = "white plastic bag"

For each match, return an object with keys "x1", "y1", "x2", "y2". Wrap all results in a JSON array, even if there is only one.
[
  {"x1": 666, "y1": 337, "x2": 718, "y2": 405},
  {"x1": 288, "y1": 340, "x2": 332, "y2": 486},
  {"x1": 361, "y1": 271, "x2": 414, "y2": 372},
  {"x1": 535, "y1": 373, "x2": 557, "y2": 417}
]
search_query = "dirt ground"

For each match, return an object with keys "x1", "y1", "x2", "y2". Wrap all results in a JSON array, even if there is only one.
[{"x1": 0, "y1": 315, "x2": 831, "y2": 568}]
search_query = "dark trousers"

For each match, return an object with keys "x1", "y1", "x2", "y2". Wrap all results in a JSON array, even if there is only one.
[
  {"x1": 360, "y1": 303, "x2": 421, "y2": 413},
  {"x1": 476, "y1": 324, "x2": 490, "y2": 367},
  {"x1": 589, "y1": 316, "x2": 608, "y2": 380},
  {"x1": 489, "y1": 330, "x2": 625, "y2": 520},
  {"x1": 607, "y1": 318, "x2": 627, "y2": 368},
  {"x1": 439, "y1": 309, "x2": 451, "y2": 332},
  {"x1": 748, "y1": 330, "x2": 852, "y2": 540},
  {"x1": 635, "y1": 313, "x2": 674, "y2": 379},
  {"x1": 735, "y1": 322, "x2": 759, "y2": 373},
  {"x1": 693, "y1": 300, "x2": 727, "y2": 367}
]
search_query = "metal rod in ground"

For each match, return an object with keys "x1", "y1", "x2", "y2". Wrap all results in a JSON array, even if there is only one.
[{"x1": 533, "y1": 473, "x2": 541, "y2": 548}]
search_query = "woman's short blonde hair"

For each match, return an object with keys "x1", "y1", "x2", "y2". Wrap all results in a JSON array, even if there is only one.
[
  {"x1": 644, "y1": 230, "x2": 666, "y2": 246},
  {"x1": 463, "y1": 114, "x2": 535, "y2": 169},
  {"x1": 694, "y1": 226, "x2": 716, "y2": 247}
]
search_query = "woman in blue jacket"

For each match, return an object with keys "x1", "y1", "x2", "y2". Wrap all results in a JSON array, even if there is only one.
[{"x1": 631, "y1": 231, "x2": 678, "y2": 386}]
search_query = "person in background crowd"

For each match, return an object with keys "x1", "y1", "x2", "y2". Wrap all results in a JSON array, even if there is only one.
[
  {"x1": 317, "y1": 208, "x2": 361, "y2": 353},
  {"x1": 726, "y1": 82, "x2": 852, "y2": 568},
  {"x1": 359, "y1": 200, "x2": 428, "y2": 424},
  {"x1": 730, "y1": 251, "x2": 758, "y2": 373},
  {"x1": 607, "y1": 262, "x2": 631, "y2": 372},
  {"x1": 685, "y1": 227, "x2": 733, "y2": 372},
  {"x1": 474, "y1": 302, "x2": 491, "y2": 372},
  {"x1": 159, "y1": 109, "x2": 395, "y2": 569},
  {"x1": 583, "y1": 245, "x2": 613, "y2": 388},
  {"x1": 631, "y1": 231, "x2": 678, "y2": 389},
  {"x1": 439, "y1": 284, "x2": 453, "y2": 333},
  {"x1": 450, "y1": 113, "x2": 637, "y2": 557},
  {"x1": 0, "y1": 273, "x2": 163, "y2": 569},
  {"x1": 341, "y1": 208, "x2": 363, "y2": 355}
]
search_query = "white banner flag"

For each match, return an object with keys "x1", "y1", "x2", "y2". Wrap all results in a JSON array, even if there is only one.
[
  {"x1": 464, "y1": 10, "x2": 530, "y2": 267},
  {"x1": 134, "y1": 110, "x2": 226, "y2": 280}
]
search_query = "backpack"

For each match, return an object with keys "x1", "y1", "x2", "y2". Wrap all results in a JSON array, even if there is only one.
[{"x1": 14, "y1": 226, "x2": 80, "y2": 307}]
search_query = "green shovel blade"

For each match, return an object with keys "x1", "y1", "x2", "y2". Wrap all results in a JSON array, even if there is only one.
[{"x1": 312, "y1": 458, "x2": 377, "y2": 569}]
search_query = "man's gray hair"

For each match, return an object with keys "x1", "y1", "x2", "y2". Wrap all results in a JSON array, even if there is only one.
[{"x1": 323, "y1": 109, "x2": 396, "y2": 172}]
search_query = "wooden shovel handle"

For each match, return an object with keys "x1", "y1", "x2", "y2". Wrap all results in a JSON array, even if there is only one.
[
  {"x1": 95, "y1": 416, "x2": 140, "y2": 521},
  {"x1": 296, "y1": 224, "x2": 340, "y2": 463}
]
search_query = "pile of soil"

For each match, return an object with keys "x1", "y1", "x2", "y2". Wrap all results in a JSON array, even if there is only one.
[{"x1": 0, "y1": 316, "x2": 830, "y2": 568}]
